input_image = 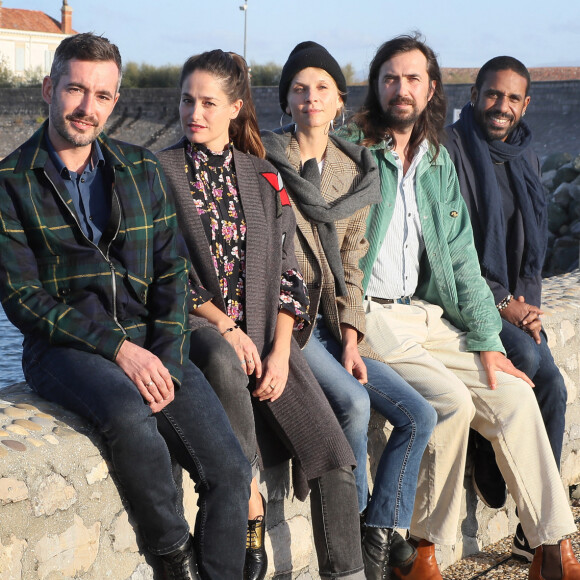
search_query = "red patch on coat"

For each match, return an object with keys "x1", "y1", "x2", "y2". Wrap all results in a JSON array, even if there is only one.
[{"x1": 261, "y1": 172, "x2": 291, "y2": 206}]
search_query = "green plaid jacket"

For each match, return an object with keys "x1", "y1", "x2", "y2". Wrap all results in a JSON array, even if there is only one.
[{"x1": 0, "y1": 122, "x2": 190, "y2": 384}]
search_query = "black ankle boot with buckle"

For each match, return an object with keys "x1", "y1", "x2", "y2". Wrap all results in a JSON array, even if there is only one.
[
  {"x1": 159, "y1": 534, "x2": 201, "y2": 580},
  {"x1": 244, "y1": 493, "x2": 267, "y2": 580}
]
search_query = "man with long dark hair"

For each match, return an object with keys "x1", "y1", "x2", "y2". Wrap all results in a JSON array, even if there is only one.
[
  {"x1": 0, "y1": 33, "x2": 251, "y2": 579},
  {"x1": 341, "y1": 34, "x2": 580, "y2": 580},
  {"x1": 445, "y1": 55, "x2": 567, "y2": 565}
]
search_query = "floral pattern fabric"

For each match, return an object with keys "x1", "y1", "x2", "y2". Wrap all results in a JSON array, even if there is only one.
[{"x1": 185, "y1": 142, "x2": 308, "y2": 327}]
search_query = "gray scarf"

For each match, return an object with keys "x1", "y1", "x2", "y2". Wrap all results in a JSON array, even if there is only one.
[{"x1": 261, "y1": 129, "x2": 380, "y2": 296}]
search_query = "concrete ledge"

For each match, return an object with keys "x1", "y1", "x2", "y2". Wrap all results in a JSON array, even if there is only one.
[
  {"x1": 2, "y1": 270, "x2": 580, "y2": 578},
  {"x1": 0, "y1": 386, "x2": 317, "y2": 579}
]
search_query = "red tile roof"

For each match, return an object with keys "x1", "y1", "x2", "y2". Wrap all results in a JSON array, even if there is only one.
[{"x1": 0, "y1": 7, "x2": 73, "y2": 34}]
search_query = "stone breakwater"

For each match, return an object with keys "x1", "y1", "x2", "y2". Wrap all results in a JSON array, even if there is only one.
[
  {"x1": 1, "y1": 81, "x2": 579, "y2": 161},
  {"x1": 544, "y1": 153, "x2": 580, "y2": 275},
  {"x1": 2, "y1": 270, "x2": 580, "y2": 579}
]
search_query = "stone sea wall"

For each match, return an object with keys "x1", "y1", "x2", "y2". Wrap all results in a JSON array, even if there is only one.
[
  {"x1": 2, "y1": 269, "x2": 580, "y2": 579},
  {"x1": 1, "y1": 80, "x2": 579, "y2": 160}
]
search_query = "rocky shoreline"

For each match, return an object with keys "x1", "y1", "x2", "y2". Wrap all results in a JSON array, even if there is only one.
[{"x1": 543, "y1": 152, "x2": 580, "y2": 275}]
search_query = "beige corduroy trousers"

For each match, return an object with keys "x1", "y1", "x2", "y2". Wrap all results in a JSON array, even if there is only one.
[{"x1": 363, "y1": 298, "x2": 576, "y2": 548}]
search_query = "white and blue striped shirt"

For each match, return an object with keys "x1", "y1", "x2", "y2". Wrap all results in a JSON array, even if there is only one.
[{"x1": 366, "y1": 140, "x2": 429, "y2": 300}]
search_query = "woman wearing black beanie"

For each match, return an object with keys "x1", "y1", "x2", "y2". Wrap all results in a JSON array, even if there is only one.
[{"x1": 262, "y1": 42, "x2": 437, "y2": 579}]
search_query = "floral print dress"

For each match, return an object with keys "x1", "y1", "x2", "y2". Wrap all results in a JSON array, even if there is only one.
[{"x1": 185, "y1": 142, "x2": 308, "y2": 328}]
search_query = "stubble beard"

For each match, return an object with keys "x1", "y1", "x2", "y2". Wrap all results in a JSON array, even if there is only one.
[{"x1": 50, "y1": 103, "x2": 102, "y2": 148}]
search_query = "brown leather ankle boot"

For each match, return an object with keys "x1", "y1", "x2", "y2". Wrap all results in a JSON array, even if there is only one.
[
  {"x1": 529, "y1": 539, "x2": 580, "y2": 580},
  {"x1": 392, "y1": 539, "x2": 443, "y2": 580}
]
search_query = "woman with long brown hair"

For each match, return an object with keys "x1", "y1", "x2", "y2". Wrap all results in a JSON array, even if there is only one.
[{"x1": 158, "y1": 50, "x2": 364, "y2": 580}]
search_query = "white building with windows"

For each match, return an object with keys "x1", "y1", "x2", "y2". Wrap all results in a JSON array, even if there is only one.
[{"x1": 0, "y1": 1, "x2": 74, "y2": 78}]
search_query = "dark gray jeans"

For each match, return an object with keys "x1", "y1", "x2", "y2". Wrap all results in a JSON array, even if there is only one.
[
  {"x1": 189, "y1": 326, "x2": 364, "y2": 579},
  {"x1": 190, "y1": 326, "x2": 259, "y2": 473}
]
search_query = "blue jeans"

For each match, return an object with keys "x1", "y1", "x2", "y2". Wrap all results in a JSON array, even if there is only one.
[
  {"x1": 303, "y1": 318, "x2": 437, "y2": 529},
  {"x1": 500, "y1": 320, "x2": 567, "y2": 466},
  {"x1": 22, "y1": 337, "x2": 251, "y2": 580}
]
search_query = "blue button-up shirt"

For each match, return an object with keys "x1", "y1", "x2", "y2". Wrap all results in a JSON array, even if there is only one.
[{"x1": 46, "y1": 137, "x2": 110, "y2": 245}]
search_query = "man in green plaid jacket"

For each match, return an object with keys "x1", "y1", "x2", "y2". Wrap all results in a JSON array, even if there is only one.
[{"x1": 0, "y1": 33, "x2": 251, "y2": 580}]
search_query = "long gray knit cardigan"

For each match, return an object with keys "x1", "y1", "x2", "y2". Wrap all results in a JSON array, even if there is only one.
[{"x1": 158, "y1": 139, "x2": 355, "y2": 497}]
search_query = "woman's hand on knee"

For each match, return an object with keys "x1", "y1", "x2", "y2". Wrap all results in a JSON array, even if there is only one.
[
  {"x1": 342, "y1": 343, "x2": 368, "y2": 384},
  {"x1": 253, "y1": 350, "x2": 289, "y2": 402},
  {"x1": 223, "y1": 327, "x2": 262, "y2": 377}
]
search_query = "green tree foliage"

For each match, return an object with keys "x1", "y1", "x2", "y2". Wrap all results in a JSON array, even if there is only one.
[
  {"x1": 21, "y1": 66, "x2": 44, "y2": 87},
  {"x1": 0, "y1": 55, "x2": 13, "y2": 87},
  {"x1": 249, "y1": 61, "x2": 282, "y2": 87},
  {"x1": 0, "y1": 56, "x2": 43, "y2": 87},
  {"x1": 121, "y1": 62, "x2": 181, "y2": 88},
  {"x1": 341, "y1": 63, "x2": 357, "y2": 85},
  {"x1": 248, "y1": 61, "x2": 359, "y2": 87}
]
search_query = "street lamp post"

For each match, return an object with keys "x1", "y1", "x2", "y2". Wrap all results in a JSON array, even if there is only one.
[{"x1": 239, "y1": 1, "x2": 247, "y2": 61}]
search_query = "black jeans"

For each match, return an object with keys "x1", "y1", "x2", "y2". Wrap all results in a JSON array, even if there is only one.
[
  {"x1": 310, "y1": 467, "x2": 365, "y2": 579},
  {"x1": 189, "y1": 327, "x2": 364, "y2": 579},
  {"x1": 23, "y1": 337, "x2": 252, "y2": 580},
  {"x1": 190, "y1": 326, "x2": 259, "y2": 472}
]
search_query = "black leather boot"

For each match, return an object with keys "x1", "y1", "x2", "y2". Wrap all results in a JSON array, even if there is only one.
[
  {"x1": 389, "y1": 531, "x2": 417, "y2": 568},
  {"x1": 244, "y1": 493, "x2": 267, "y2": 580},
  {"x1": 159, "y1": 535, "x2": 201, "y2": 580},
  {"x1": 363, "y1": 527, "x2": 392, "y2": 580},
  {"x1": 360, "y1": 507, "x2": 368, "y2": 539},
  {"x1": 363, "y1": 527, "x2": 417, "y2": 580}
]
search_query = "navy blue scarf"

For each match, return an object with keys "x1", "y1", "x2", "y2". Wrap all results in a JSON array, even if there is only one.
[{"x1": 457, "y1": 102, "x2": 547, "y2": 290}]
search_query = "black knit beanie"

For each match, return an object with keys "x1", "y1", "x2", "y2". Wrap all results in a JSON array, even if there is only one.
[{"x1": 279, "y1": 41, "x2": 347, "y2": 112}]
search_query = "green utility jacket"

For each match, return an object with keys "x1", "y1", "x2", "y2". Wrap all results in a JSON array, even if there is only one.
[
  {"x1": 0, "y1": 122, "x2": 190, "y2": 384},
  {"x1": 341, "y1": 126, "x2": 504, "y2": 353}
]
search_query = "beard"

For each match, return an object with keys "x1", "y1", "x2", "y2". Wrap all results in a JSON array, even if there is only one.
[
  {"x1": 49, "y1": 102, "x2": 102, "y2": 147},
  {"x1": 381, "y1": 97, "x2": 423, "y2": 131},
  {"x1": 475, "y1": 106, "x2": 518, "y2": 142}
]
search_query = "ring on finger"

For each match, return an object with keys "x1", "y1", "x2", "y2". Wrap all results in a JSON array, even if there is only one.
[
  {"x1": 269, "y1": 384, "x2": 275, "y2": 390},
  {"x1": 147, "y1": 381, "x2": 154, "y2": 387},
  {"x1": 247, "y1": 359, "x2": 254, "y2": 364}
]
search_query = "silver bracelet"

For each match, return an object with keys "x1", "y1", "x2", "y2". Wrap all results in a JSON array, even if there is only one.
[
  {"x1": 221, "y1": 324, "x2": 239, "y2": 336},
  {"x1": 496, "y1": 294, "x2": 513, "y2": 311}
]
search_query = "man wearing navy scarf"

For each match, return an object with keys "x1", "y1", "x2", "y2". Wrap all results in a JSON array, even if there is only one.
[{"x1": 445, "y1": 56, "x2": 567, "y2": 564}]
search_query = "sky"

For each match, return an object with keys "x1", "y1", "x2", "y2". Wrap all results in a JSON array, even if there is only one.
[{"x1": 11, "y1": 0, "x2": 580, "y2": 81}]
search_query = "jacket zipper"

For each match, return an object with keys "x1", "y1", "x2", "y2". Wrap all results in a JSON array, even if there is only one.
[{"x1": 44, "y1": 171, "x2": 126, "y2": 334}]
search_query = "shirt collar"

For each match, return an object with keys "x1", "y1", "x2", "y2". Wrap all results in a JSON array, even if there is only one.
[
  {"x1": 383, "y1": 138, "x2": 429, "y2": 165},
  {"x1": 45, "y1": 135, "x2": 105, "y2": 178},
  {"x1": 411, "y1": 139, "x2": 429, "y2": 163}
]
